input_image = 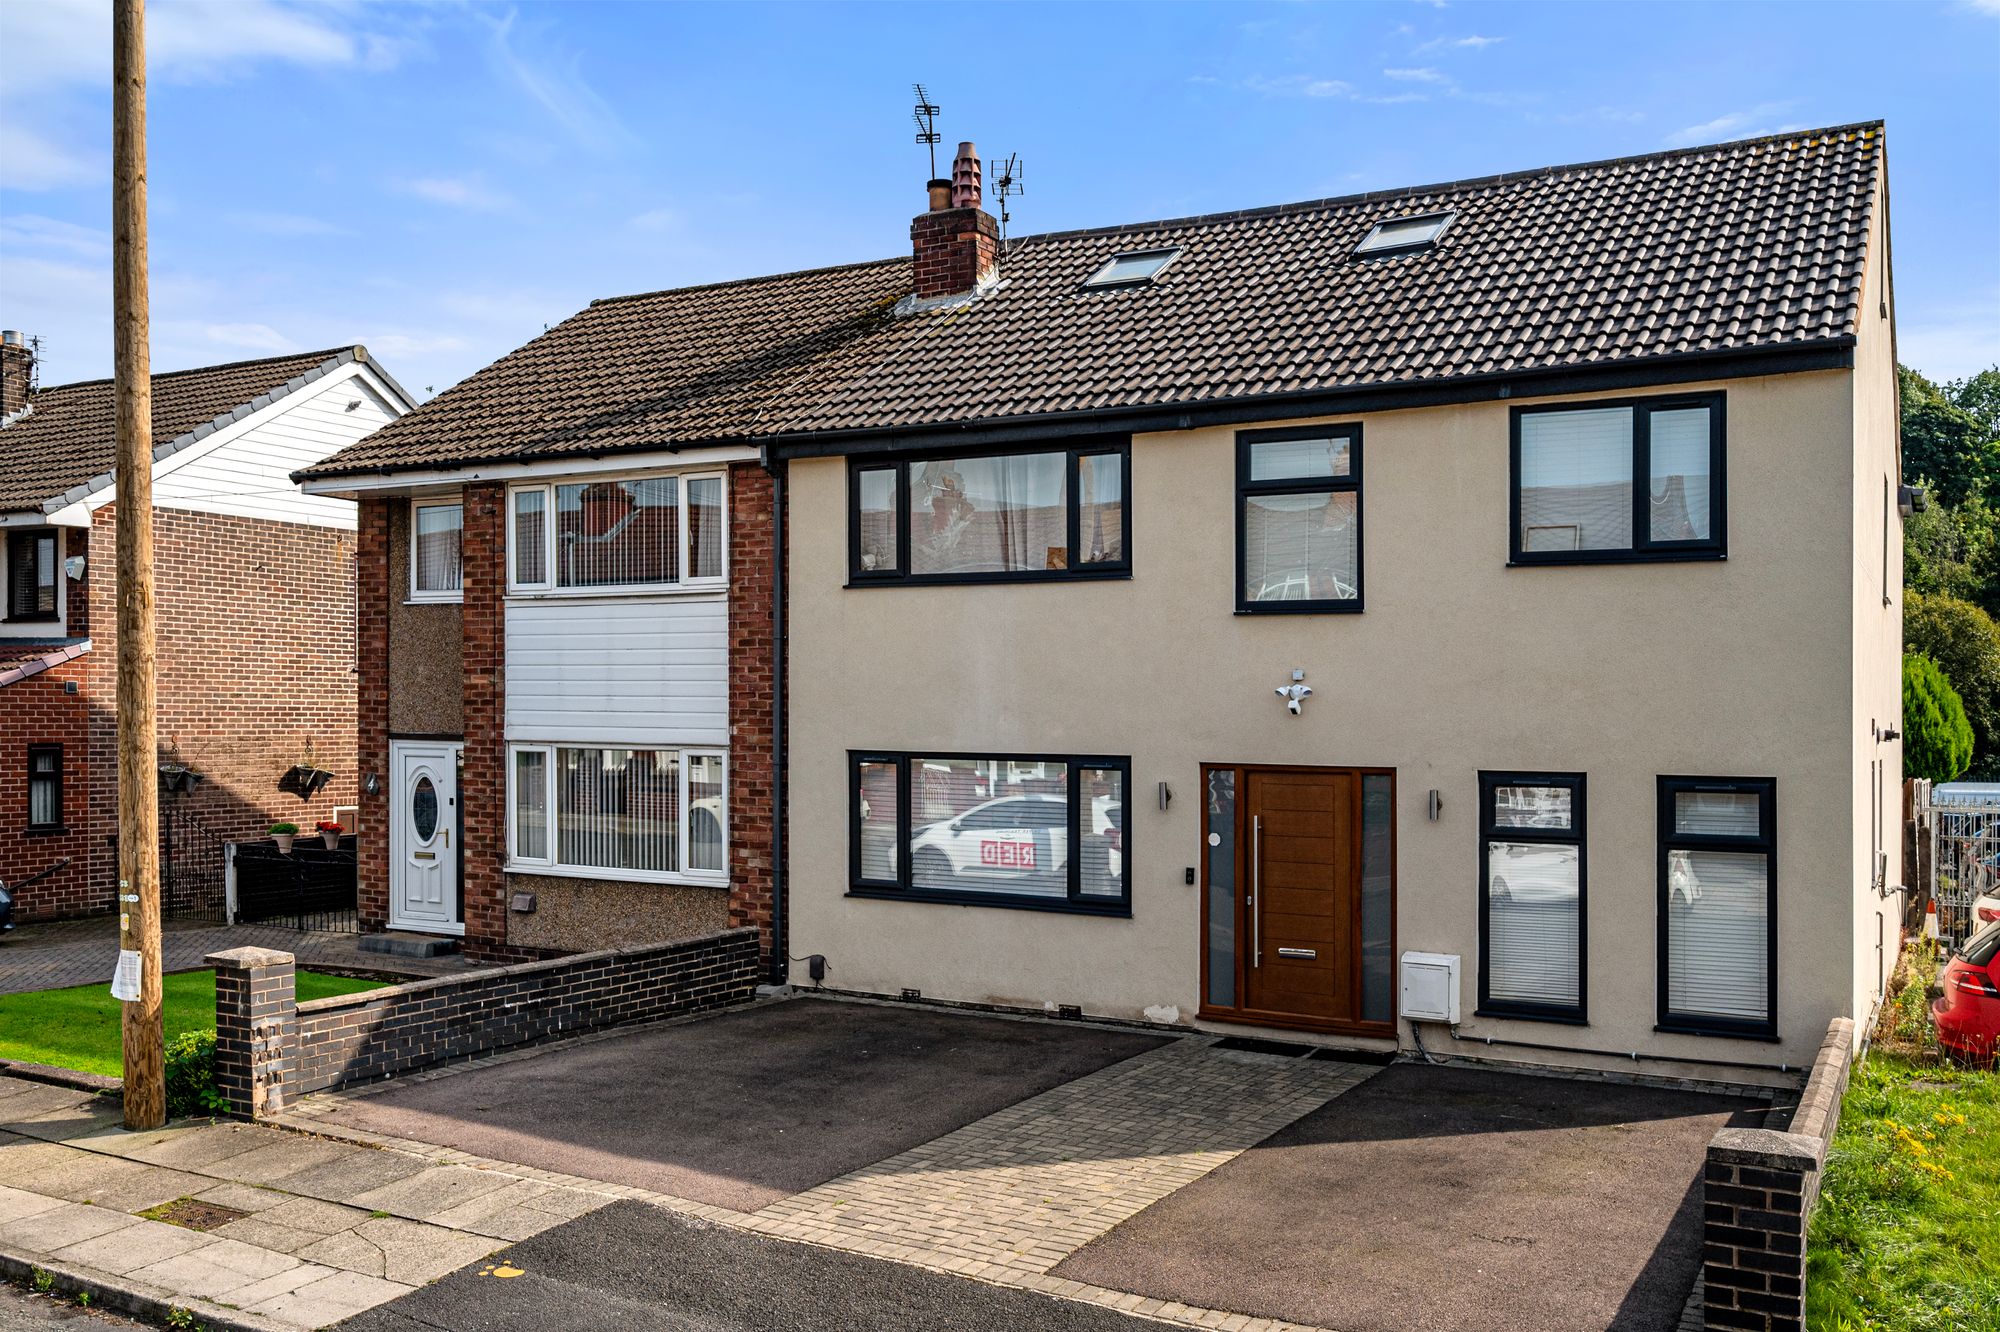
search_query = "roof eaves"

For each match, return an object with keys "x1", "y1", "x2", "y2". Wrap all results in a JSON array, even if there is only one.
[
  {"x1": 0, "y1": 638, "x2": 92, "y2": 689},
  {"x1": 38, "y1": 348, "x2": 363, "y2": 514}
]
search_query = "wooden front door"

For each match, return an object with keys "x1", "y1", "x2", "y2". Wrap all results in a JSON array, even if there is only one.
[{"x1": 1244, "y1": 769, "x2": 1356, "y2": 1023}]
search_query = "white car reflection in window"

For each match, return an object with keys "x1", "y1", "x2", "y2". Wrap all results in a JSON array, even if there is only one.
[{"x1": 908, "y1": 794, "x2": 1121, "y2": 899}]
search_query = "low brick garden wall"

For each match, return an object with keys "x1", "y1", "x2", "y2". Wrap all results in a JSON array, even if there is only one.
[
  {"x1": 207, "y1": 927, "x2": 760, "y2": 1119},
  {"x1": 1702, "y1": 1017, "x2": 1857, "y2": 1332}
]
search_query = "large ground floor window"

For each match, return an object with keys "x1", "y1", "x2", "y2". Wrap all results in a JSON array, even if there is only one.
[
  {"x1": 508, "y1": 743, "x2": 727, "y2": 882},
  {"x1": 1658, "y1": 776, "x2": 1776, "y2": 1040},
  {"x1": 1478, "y1": 772, "x2": 1587, "y2": 1023},
  {"x1": 850, "y1": 752, "x2": 1129, "y2": 914}
]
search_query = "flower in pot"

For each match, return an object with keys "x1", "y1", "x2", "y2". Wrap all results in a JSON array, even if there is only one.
[
  {"x1": 316, "y1": 819, "x2": 344, "y2": 849},
  {"x1": 269, "y1": 822, "x2": 299, "y2": 854}
]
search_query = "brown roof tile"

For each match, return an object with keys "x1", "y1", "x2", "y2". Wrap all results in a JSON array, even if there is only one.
[
  {"x1": 301, "y1": 123, "x2": 1884, "y2": 479},
  {"x1": 0, "y1": 348, "x2": 359, "y2": 513}
]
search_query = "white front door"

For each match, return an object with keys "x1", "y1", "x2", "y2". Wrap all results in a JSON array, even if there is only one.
[{"x1": 390, "y1": 741, "x2": 461, "y2": 933}]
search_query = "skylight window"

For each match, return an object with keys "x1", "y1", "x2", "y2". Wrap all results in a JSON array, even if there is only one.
[
  {"x1": 1354, "y1": 211, "x2": 1454, "y2": 257},
  {"x1": 1082, "y1": 247, "x2": 1181, "y2": 288}
]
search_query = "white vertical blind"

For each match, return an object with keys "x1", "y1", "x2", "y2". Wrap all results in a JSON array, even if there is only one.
[
  {"x1": 1519, "y1": 407, "x2": 1632, "y2": 551},
  {"x1": 857, "y1": 760, "x2": 900, "y2": 881},
  {"x1": 557, "y1": 478, "x2": 679, "y2": 587},
  {"x1": 1649, "y1": 407, "x2": 1712, "y2": 542},
  {"x1": 688, "y1": 476, "x2": 724, "y2": 580},
  {"x1": 1080, "y1": 766, "x2": 1123, "y2": 898},
  {"x1": 556, "y1": 747, "x2": 679, "y2": 873},
  {"x1": 1666, "y1": 849, "x2": 1769, "y2": 1022},
  {"x1": 413, "y1": 503, "x2": 463, "y2": 594},
  {"x1": 687, "y1": 753, "x2": 726, "y2": 871},
  {"x1": 512, "y1": 488, "x2": 548, "y2": 585},
  {"x1": 513, "y1": 748, "x2": 548, "y2": 860},
  {"x1": 1486, "y1": 841, "x2": 1581, "y2": 1008}
]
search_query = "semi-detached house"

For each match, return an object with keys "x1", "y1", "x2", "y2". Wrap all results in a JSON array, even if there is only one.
[{"x1": 299, "y1": 122, "x2": 1901, "y2": 1084}]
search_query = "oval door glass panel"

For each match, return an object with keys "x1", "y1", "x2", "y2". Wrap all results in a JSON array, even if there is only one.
[{"x1": 412, "y1": 776, "x2": 439, "y2": 840}]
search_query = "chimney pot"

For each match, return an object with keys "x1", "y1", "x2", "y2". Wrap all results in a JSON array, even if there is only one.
[
  {"x1": 951, "y1": 141, "x2": 983, "y2": 210},
  {"x1": 926, "y1": 178, "x2": 953, "y2": 212}
]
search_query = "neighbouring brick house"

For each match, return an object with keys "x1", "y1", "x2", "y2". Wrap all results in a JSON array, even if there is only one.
[
  {"x1": 300, "y1": 123, "x2": 1903, "y2": 1099},
  {"x1": 0, "y1": 337, "x2": 413, "y2": 920}
]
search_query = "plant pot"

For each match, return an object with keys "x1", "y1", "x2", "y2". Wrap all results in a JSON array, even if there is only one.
[
  {"x1": 273, "y1": 833, "x2": 295, "y2": 854},
  {"x1": 321, "y1": 831, "x2": 339, "y2": 849}
]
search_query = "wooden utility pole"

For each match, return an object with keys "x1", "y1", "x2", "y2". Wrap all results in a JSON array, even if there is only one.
[{"x1": 113, "y1": 0, "x2": 164, "y2": 1131}]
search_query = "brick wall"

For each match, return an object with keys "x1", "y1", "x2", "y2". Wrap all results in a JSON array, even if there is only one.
[
  {"x1": 0, "y1": 656, "x2": 93, "y2": 916},
  {"x1": 910, "y1": 206, "x2": 999, "y2": 299},
  {"x1": 7, "y1": 503, "x2": 357, "y2": 920},
  {"x1": 355, "y1": 497, "x2": 392, "y2": 931},
  {"x1": 1702, "y1": 1018, "x2": 1857, "y2": 1331},
  {"x1": 459, "y1": 483, "x2": 530, "y2": 962},
  {"x1": 727, "y1": 461, "x2": 777, "y2": 969},
  {"x1": 206, "y1": 927, "x2": 761, "y2": 1115}
]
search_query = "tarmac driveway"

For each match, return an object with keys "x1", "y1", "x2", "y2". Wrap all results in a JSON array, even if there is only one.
[
  {"x1": 1052, "y1": 1062, "x2": 1767, "y2": 1332},
  {"x1": 309, "y1": 998, "x2": 1169, "y2": 1211}
]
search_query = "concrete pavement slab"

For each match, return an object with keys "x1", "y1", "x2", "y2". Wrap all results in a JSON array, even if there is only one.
[
  {"x1": 245, "y1": 1269, "x2": 413, "y2": 1330},
  {"x1": 0, "y1": 1186, "x2": 67, "y2": 1226},
  {"x1": 296, "y1": 1217, "x2": 503, "y2": 1285},
  {"x1": 9, "y1": 1152, "x2": 210, "y2": 1213},
  {"x1": 125, "y1": 1236, "x2": 311, "y2": 1303},
  {"x1": 191, "y1": 1181, "x2": 289, "y2": 1215},
  {"x1": 123, "y1": 1123, "x2": 277, "y2": 1172},
  {"x1": 346, "y1": 1165, "x2": 516, "y2": 1222},
  {"x1": 214, "y1": 1197, "x2": 375, "y2": 1256},
  {"x1": 268, "y1": 1149, "x2": 429, "y2": 1204},
  {"x1": 202, "y1": 1137, "x2": 357, "y2": 1188},
  {"x1": 48, "y1": 1218, "x2": 211, "y2": 1275},
  {"x1": 0, "y1": 1140, "x2": 84, "y2": 1181},
  {"x1": 195, "y1": 1261, "x2": 342, "y2": 1311},
  {"x1": 0, "y1": 1201, "x2": 139, "y2": 1254},
  {"x1": 422, "y1": 1179, "x2": 605, "y2": 1241}
]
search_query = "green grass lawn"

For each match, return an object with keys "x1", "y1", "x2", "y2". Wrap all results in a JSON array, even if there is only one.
[
  {"x1": 0, "y1": 969, "x2": 385, "y2": 1078},
  {"x1": 1807, "y1": 940, "x2": 2000, "y2": 1331}
]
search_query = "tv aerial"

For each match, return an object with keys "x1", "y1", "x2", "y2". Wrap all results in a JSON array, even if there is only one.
[
  {"x1": 993, "y1": 152, "x2": 1024, "y2": 247},
  {"x1": 912, "y1": 83, "x2": 941, "y2": 179}
]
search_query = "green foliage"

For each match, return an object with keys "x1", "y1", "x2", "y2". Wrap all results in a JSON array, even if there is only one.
[
  {"x1": 30, "y1": 1269, "x2": 53, "y2": 1293},
  {"x1": 267, "y1": 821, "x2": 299, "y2": 835},
  {"x1": 1903, "y1": 654, "x2": 1974, "y2": 781},
  {"x1": 1900, "y1": 364, "x2": 2000, "y2": 509},
  {"x1": 1905, "y1": 592, "x2": 2000, "y2": 779},
  {"x1": 164, "y1": 1029, "x2": 231, "y2": 1119},
  {"x1": 1902, "y1": 492, "x2": 2000, "y2": 618}
]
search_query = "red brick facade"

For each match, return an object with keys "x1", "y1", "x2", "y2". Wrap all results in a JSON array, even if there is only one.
[
  {"x1": 2, "y1": 505, "x2": 358, "y2": 920},
  {"x1": 351, "y1": 466, "x2": 778, "y2": 967},
  {"x1": 910, "y1": 205, "x2": 999, "y2": 300}
]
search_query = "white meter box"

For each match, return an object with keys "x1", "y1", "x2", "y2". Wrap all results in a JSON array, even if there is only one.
[{"x1": 1399, "y1": 951, "x2": 1461, "y2": 1024}]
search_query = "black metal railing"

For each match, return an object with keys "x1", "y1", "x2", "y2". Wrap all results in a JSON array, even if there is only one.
[{"x1": 232, "y1": 836, "x2": 359, "y2": 933}]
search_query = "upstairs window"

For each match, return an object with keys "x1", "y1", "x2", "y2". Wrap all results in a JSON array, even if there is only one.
[
  {"x1": 5, "y1": 527, "x2": 59, "y2": 622},
  {"x1": 849, "y1": 442, "x2": 1129, "y2": 586},
  {"x1": 409, "y1": 500, "x2": 463, "y2": 602},
  {"x1": 1237, "y1": 425, "x2": 1362, "y2": 613},
  {"x1": 1511, "y1": 394, "x2": 1726, "y2": 564},
  {"x1": 509, "y1": 472, "x2": 726, "y2": 594}
]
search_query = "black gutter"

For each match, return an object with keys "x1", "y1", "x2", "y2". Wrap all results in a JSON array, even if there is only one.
[{"x1": 293, "y1": 338, "x2": 1856, "y2": 483}]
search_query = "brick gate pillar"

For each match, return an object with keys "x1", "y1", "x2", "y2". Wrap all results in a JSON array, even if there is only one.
[{"x1": 208, "y1": 946, "x2": 298, "y2": 1119}]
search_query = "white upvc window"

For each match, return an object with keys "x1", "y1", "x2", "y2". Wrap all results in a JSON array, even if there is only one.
[
  {"x1": 507, "y1": 470, "x2": 727, "y2": 595},
  {"x1": 507, "y1": 742, "x2": 728, "y2": 884},
  {"x1": 409, "y1": 499, "x2": 464, "y2": 603}
]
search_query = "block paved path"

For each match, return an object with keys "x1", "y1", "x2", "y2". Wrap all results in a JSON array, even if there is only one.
[{"x1": 0, "y1": 918, "x2": 478, "y2": 996}]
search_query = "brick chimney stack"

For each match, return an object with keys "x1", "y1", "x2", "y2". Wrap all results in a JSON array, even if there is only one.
[
  {"x1": 0, "y1": 330, "x2": 31, "y2": 417},
  {"x1": 911, "y1": 142, "x2": 999, "y2": 301}
]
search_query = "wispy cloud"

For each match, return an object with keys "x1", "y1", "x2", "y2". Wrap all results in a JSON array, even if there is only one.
[
  {"x1": 1664, "y1": 102, "x2": 1805, "y2": 147},
  {"x1": 403, "y1": 176, "x2": 513, "y2": 211},
  {"x1": 1243, "y1": 74, "x2": 1427, "y2": 105},
  {"x1": 202, "y1": 322, "x2": 297, "y2": 352},
  {"x1": 0, "y1": 213, "x2": 109, "y2": 257},
  {"x1": 0, "y1": 125, "x2": 99, "y2": 191},
  {"x1": 1417, "y1": 34, "x2": 1505, "y2": 53},
  {"x1": 228, "y1": 211, "x2": 353, "y2": 238},
  {"x1": 628, "y1": 208, "x2": 681, "y2": 233},
  {"x1": 1384, "y1": 67, "x2": 1451, "y2": 84},
  {"x1": 484, "y1": 8, "x2": 634, "y2": 156}
]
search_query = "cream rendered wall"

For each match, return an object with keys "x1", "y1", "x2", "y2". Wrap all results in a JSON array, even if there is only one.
[
  {"x1": 787, "y1": 368, "x2": 1864, "y2": 1082},
  {"x1": 1851, "y1": 176, "x2": 1905, "y2": 1038}
]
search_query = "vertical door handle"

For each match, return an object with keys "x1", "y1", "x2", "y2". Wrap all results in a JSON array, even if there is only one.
[
  {"x1": 1251, "y1": 814, "x2": 1262, "y2": 969},
  {"x1": 441, "y1": 829, "x2": 449, "y2": 848}
]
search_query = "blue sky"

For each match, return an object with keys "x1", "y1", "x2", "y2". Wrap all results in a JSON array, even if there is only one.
[{"x1": 1, "y1": 0, "x2": 1995, "y2": 400}]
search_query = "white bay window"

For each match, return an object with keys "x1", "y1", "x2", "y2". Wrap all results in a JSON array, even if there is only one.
[{"x1": 508, "y1": 743, "x2": 727, "y2": 882}]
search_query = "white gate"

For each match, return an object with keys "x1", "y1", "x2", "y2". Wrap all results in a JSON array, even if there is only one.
[{"x1": 1929, "y1": 782, "x2": 2000, "y2": 948}]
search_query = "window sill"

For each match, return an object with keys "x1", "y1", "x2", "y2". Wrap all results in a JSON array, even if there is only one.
[
  {"x1": 845, "y1": 568, "x2": 1131, "y2": 590},
  {"x1": 24, "y1": 826, "x2": 69, "y2": 837},
  {"x1": 1507, "y1": 549, "x2": 1727, "y2": 568},
  {"x1": 846, "y1": 885, "x2": 1131, "y2": 918},
  {"x1": 505, "y1": 862, "x2": 728, "y2": 889},
  {"x1": 2, "y1": 614, "x2": 61, "y2": 625},
  {"x1": 1653, "y1": 1021, "x2": 1780, "y2": 1044},
  {"x1": 505, "y1": 583, "x2": 728, "y2": 602},
  {"x1": 1235, "y1": 602, "x2": 1364, "y2": 616},
  {"x1": 404, "y1": 595, "x2": 463, "y2": 606},
  {"x1": 1474, "y1": 1006, "x2": 1588, "y2": 1027}
]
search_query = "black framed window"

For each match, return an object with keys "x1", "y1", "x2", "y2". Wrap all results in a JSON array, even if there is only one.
[
  {"x1": 6, "y1": 528, "x2": 59, "y2": 622},
  {"x1": 848, "y1": 440, "x2": 1130, "y2": 585},
  {"x1": 1510, "y1": 393, "x2": 1725, "y2": 564},
  {"x1": 1658, "y1": 776, "x2": 1777, "y2": 1040},
  {"x1": 1478, "y1": 772, "x2": 1586, "y2": 1022},
  {"x1": 27, "y1": 745, "x2": 63, "y2": 830},
  {"x1": 849, "y1": 751, "x2": 1130, "y2": 915},
  {"x1": 1236, "y1": 425, "x2": 1362, "y2": 613}
]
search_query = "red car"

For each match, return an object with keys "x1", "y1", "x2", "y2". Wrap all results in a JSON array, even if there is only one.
[{"x1": 1934, "y1": 920, "x2": 2000, "y2": 1067}]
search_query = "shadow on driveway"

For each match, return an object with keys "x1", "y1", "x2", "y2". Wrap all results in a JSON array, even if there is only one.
[
  {"x1": 311, "y1": 997, "x2": 1169, "y2": 1211},
  {"x1": 1053, "y1": 1062, "x2": 1766, "y2": 1332}
]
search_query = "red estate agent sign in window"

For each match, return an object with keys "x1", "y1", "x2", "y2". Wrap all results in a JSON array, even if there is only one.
[{"x1": 981, "y1": 836, "x2": 1038, "y2": 869}]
